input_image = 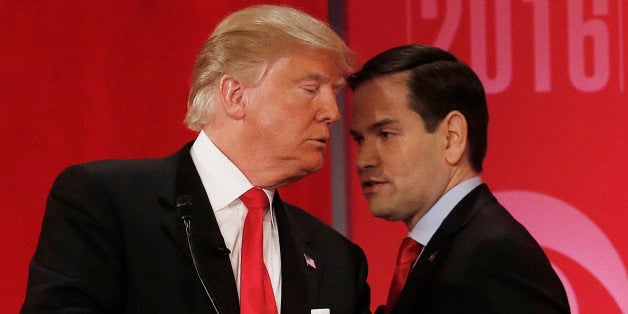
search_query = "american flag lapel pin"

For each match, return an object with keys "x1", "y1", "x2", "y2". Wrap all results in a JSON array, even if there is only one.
[
  {"x1": 304, "y1": 253, "x2": 317, "y2": 270},
  {"x1": 428, "y1": 252, "x2": 437, "y2": 263}
]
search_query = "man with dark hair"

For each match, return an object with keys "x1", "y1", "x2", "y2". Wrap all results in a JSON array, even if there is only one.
[{"x1": 348, "y1": 44, "x2": 569, "y2": 313}]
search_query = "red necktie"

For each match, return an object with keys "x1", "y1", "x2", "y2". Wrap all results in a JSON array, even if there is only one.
[
  {"x1": 240, "y1": 188, "x2": 278, "y2": 314},
  {"x1": 384, "y1": 237, "x2": 422, "y2": 314}
]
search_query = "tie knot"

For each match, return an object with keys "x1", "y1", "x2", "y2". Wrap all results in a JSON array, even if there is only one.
[
  {"x1": 396, "y1": 237, "x2": 422, "y2": 264},
  {"x1": 240, "y1": 188, "x2": 269, "y2": 212}
]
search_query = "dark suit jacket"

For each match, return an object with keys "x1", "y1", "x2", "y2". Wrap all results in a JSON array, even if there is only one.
[
  {"x1": 22, "y1": 143, "x2": 370, "y2": 313},
  {"x1": 378, "y1": 184, "x2": 569, "y2": 314}
]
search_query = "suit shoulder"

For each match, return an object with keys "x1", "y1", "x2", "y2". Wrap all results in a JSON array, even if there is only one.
[
  {"x1": 471, "y1": 201, "x2": 536, "y2": 242},
  {"x1": 454, "y1": 201, "x2": 553, "y2": 271},
  {"x1": 63, "y1": 157, "x2": 166, "y2": 176},
  {"x1": 57, "y1": 154, "x2": 175, "y2": 183},
  {"x1": 50, "y1": 155, "x2": 177, "y2": 200}
]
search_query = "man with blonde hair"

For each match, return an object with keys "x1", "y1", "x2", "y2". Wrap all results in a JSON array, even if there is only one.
[{"x1": 23, "y1": 5, "x2": 370, "y2": 313}]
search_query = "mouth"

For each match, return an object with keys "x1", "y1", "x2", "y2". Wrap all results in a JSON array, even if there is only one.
[
  {"x1": 309, "y1": 137, "x2": 329, "y2": 149},
  {"x1": 360, "y1": 179, "x2": 387, "y2": 195}
]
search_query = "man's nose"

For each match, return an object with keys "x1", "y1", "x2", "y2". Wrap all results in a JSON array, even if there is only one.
[
  {"x1": 355, "y1": 139, "x2": 379, "y2": 170},
  {"x1": 316, "y1": 90, "x2": 341, "y2": 124}
]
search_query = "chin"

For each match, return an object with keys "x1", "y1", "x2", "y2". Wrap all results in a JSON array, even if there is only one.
[
  {"x1": 368, "y1": 203, "x2": 401, "y2": 222},
  {"x1": 300, "y1": 157, "x2": 324, "y2": 174},
  {"x1": 306, "y1": 164, "x2": 323, "y2": 174},
  {"x1": 276, "y1": 163, "x2": 323, "y2": 188},
  {"x1": 368, "y1": 206, "x2": 391, "y2": 219},
  {"x1": 372, "y1": 213, "x2": 400, "y2": 222}
]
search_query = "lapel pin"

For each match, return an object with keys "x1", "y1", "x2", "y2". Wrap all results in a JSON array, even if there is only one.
[
  {"x1": 304, "y1": 253, "x2": 317, "y2": 269},
  {"x1": 428, "y1": 252, "x2": 437, "y2": 263}
]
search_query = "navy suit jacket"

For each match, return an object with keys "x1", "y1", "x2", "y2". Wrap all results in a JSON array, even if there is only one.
[
  {"x1": 22, "y1": 143, "x2": 370, "y2": 313},
  {"x1": 378, "y1": 184, "x2": 569, "y2": 314}
]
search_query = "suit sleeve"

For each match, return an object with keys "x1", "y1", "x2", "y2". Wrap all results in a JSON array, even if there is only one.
[
  {"x1": 22, "y1": 165, "x2": 125, "y2": 313},
  {"x1": 455, "y1": 236, "x2": 569, "y2": 313}
]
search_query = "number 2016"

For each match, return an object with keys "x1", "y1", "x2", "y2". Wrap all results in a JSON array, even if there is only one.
[{"x1": 415, "y1": 0, "x2": 623, "y2": 93}]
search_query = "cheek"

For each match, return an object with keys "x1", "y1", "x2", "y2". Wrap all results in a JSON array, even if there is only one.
[
  {"x1": 268, "y1": 97, "x2": 314, "y2": 124},
  {"x1": 386, "y1": 142, "x2": 443, "y2": 190},
  {"x1": 255, "y1": 104, "x2": 296, "y2": 128},
  {"x1": 386, "y1": 143, "x2": 425, "y2": 175}
]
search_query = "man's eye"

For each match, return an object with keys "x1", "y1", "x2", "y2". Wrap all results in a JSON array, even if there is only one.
[
  {"x1": 303, "y1": 86, "x2": 319, "y2": 93},
  {"x1": 380, "y1": 131, "x2": 393, "y2": 138}
]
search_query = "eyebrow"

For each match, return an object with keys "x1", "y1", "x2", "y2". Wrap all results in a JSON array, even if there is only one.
[
  {"x1": 349, "y1": 117, "x2": 399, "y2": 136},
  {"x1": 303, "y1": 72, "x2": 328, "y2": 83},
  {"x1": 369, "y1": 118, "x2": 399, "y2": 130},
  {"x1": 302, "y1": 73, "x2": 346, "y2": 90}
]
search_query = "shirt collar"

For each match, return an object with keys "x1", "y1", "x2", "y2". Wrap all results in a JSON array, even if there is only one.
[
  {"x1": 190, "y1": 130, "x2": 274, "y2": 211},
  {"x1": 409, "y1": 177, "x2": 482, "y2": 246}
]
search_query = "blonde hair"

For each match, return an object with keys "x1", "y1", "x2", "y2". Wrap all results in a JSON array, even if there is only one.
[{"x1": 185, "y1": 5, "x2": 354, "y2": 131}]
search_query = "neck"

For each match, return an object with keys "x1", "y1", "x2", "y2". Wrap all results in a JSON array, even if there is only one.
[
  {"x1": 444, "y1": 162, "x2": 478, "y2": 194},
  {"x1": 403, "y1": 164, "x2": 478, "y2": 230}
]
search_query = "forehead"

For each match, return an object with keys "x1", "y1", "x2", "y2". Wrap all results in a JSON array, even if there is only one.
[
  {"x1": 350, "y1": 74, "x2": 415, "y2": 125},
  {"x1": 266, "y1": 49, "x2": 345, "y2": 83}
]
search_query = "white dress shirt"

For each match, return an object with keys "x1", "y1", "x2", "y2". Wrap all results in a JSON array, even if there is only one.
[
  {"x1": 190, "y1": 131, "x2": 282, "y2": 310},
  {"x1": 409, "y1": 177, "x2": 483, "y2": 255}
]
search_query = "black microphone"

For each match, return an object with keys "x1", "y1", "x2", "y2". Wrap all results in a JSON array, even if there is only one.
[
  {"x1": 176, "y1": 195, "x2": 221, "y2": 314},
  {"x1": 176, "y1": 194, "x2": 193, "y2": 221}
]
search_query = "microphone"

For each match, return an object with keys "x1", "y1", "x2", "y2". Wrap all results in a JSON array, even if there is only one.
[
  {"x1": 176, "y1": 195, "x2": 221, "y2": 314},
  {"x1": 176, "y1": 195, "x2": 193, "y2": 221}
]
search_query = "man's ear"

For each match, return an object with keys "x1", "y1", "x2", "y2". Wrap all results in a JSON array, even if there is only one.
[
  {"x1": 442, "y1": 110, "x2": 468, "y2": 166},
  {"x1": 218, "y1": 74, "x2": 245, "y2": 119}
]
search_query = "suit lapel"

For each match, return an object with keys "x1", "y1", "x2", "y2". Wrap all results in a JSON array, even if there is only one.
[
  {"x1": 157, "y1": 143, "x2": 322, "y2": 313},
  {"x1": 273, "y1": 194, "x2": 317, "y2": 313},
  {"x1": 393, "y1": 184, "x2": 495, "y2": 313},
  {"x1": 159, "y1": 143, "x2": 240, "y2": 313}
]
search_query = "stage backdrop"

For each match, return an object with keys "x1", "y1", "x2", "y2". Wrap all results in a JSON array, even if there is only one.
[
  {"x1": 1, "y1": 1, "x2": 626, "y2": 313},
  {"x1": 346, "y1": 1, "x2": 627, "y2": 313}
]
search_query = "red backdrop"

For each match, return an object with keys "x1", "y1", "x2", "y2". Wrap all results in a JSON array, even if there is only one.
[
  {"x1": 0, "y1": 1, "x2": 331, "y2": 312},
  {"x1": 1, "y1": 1, "x2": 626, "y2": 313}
]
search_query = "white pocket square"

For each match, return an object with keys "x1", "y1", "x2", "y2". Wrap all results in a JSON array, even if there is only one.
[{"x1": 311, "y1": 309, "x2": 330, "y2": 314}]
